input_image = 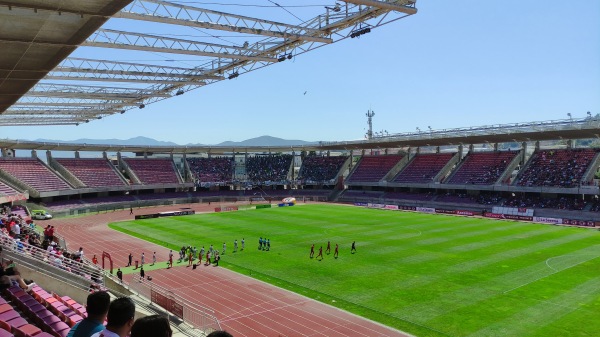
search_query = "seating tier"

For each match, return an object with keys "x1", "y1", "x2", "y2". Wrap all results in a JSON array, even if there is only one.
[
  {"x1": 0, "y1": 158, "x2": 72, "y2": 192},
  {"x1": 347, "y1": 155, "x2": 403, "y2": 183},
  {"x1": 446, "y1": 151, "x2": 517, "y2": 185},
  {"x1": 56, "y1": 158, "x2": 125, "y2": 188}
]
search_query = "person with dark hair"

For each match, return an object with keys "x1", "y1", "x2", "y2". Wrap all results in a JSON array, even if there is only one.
[
  {"x1": 116, "y1": 268, "x2": 123, "y2": 284},
  {"x1": 206, "y1": 330, "x2": 234, "y2": 337},
  {"x1": 130, "y1": 315, "x2": 172, "y2": 337},
  {"x1": 67, "y1": 291, "x2": 111, "y2": 337},
  {"x1": 91, "y1": 297, "x2": 136, "y2": 337},
  {"x1": 316, "y1": 246, "x2": 323, "y2": 261},
  {"x1": 140, "y1": 267, "x2": 145, "y2": 282}
]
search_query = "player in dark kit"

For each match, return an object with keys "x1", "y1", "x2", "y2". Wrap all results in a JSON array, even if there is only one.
[
  {"x1": 316, "y1": 246, "x2": 324, "y2": 260},
  {"x1": 326, "y1": 241, "x2": 331, "y2": 254},
  {"x1": 334, "y1": 244, "x2": 339, "y2": 258},
  {"x1": 351, "y1": 241, "x2": 356, "y2": 254},
  {"x1": 310, "y1": 244, "x2": 315, "y2": 258}
]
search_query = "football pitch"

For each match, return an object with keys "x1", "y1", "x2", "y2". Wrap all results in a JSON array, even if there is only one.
[{"x1": 109, "y1": 204, "x2": 600, "y2": 337}]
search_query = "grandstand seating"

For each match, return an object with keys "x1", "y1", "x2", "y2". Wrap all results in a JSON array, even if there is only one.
[
  {"x1": 0, "y1": 182, "x2": 18, "y2": 197},
  {"x1": 123, "y1": 158, "x2": 180, "y2": 185},
  {"x1": 55, "y1": 159, "x2": 125, "y2": 188},
  {"x1": 382, "y1": 191, "x2": 434, "y2": 201},
  {"x1": 445, "y1": 151, "x2": 517, "y2": 185},
  {"x1": 8, "y1": 206, "x2": 27, "y2": 219},
  {"x1": 393, "y1": 153, "x2": 455, "y2": 183},
  {"x1": 347, "y1": 155, "x2": 403, "y2": 183},
  {"x1": 246, "y1": 155, "x2": 293, "y2": 183},
  {"x1": 298, "y1": 156, "x2": 348, "y2": 182},
  {"x1": 516, "y1": 149, "x2": 598, "y2": 188},
  {"x1": 503, "y1": 194, "x2": 587, "y2": 210},
  {"x1": 187, "y1": 157, "x2": 234, "y2": 183},
  {"x1": 341, "y1": 190, "x2": 384, "y2": 199},
  {"x1": 0, "y1": 158, "x2": 72, "y2": 192},
  {"x1": 0, "y1": 283, "x2": 85, "y2": 337}
]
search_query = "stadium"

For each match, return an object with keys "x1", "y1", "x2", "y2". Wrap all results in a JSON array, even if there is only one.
[{"x1": 0, "y1": 1, "x2": 599, "y2": 337}]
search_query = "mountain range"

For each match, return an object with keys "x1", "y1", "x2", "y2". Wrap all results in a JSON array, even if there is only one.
[{"x1": 32, "y1": 135, "x2": 317, "y2": 147}]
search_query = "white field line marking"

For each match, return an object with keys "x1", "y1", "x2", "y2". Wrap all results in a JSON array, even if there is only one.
[{"x1": 504, "y1": 255, "x2": 600, "y2": 294}]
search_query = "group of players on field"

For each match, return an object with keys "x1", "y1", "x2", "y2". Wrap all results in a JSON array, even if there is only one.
[{"x1": 310, "y1": 241, "x2": 356, "y2": 260}]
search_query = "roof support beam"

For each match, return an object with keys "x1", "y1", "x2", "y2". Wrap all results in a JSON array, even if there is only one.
[
  {"x1": 2, "y1": 109, "x2": 117, "y2": 116},
  {"x1": 116, "y1": 0, "x2": 332, "y2": 44},
  {"x1": 43, "y1": 75, "x2": 207, "y2": 85},
  {"x1": 340, "y1": 0, "x2": 417, "y2": 15},
  {"x1": 85, "y1": 29, "x2": 277, "y2": 63},
  {"x1": 53, "y1": 67, "x2": 221, "y2": 80}
]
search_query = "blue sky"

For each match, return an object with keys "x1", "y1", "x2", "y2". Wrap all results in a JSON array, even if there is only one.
[{"x1": 2, "y1": 0, "x2": 599, "y2": 144}]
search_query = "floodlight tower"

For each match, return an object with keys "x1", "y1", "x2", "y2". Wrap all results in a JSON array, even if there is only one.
[{"x1": 366, "y1": 109, "x2": 375, "y2": 140}]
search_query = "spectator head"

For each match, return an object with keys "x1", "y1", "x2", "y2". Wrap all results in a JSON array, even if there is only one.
[
  {"x1": 130, "y1": 315, "x2": 172, "y2": 337},
  {"x1": 206, "y1": 331, "x2": 234, "y2": 337},
  {"x1": 86, "y1": 291, "x2": 110, "y2": 320},
  {"x1": 106, "y1": 297, "x2": 136, "y2": 330}
]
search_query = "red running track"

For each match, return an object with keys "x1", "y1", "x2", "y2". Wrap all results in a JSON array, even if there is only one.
[{"x1": 47, "y1": 203, "x2": 410, "y2": 337}]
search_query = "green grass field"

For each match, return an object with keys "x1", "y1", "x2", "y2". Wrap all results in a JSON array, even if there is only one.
[{"x1": 109, "y1": 204, "x2": 600, "y2": 337}]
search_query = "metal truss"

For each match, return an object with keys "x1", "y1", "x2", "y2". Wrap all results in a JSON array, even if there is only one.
[
  {"x1": 84, "y1": 29, "x2": 276, "y2": 62},
  {"x1": 26, "y1": 83, "x2": 171, "y2": 100},
  {"x1": 116, "y1": 0, "x2": 333, "y2": 44},
  {"x1": 8, "y1": 0, "x2": 418, "y2": 125}
]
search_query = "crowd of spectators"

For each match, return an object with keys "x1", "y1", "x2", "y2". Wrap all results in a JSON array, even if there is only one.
[
  {"x1": 187, "y1": 157, "x2": 234, "y2": 185},
  {"x1": 0, "y1": 205, "x2": 102, "y2": 285},
  {"x1": 246, "y1": 155, "x2": 293, "y2": 183},
  {"x1": 590, "y1": 199, "x2": 600, "y2": 212},
  {"x1": 503, "y1": 194, "x2": 587, "y2": 210},
  {"x1": 517, "y1": 149, "x2": 598, "y2": 188},
  {"x1": 298, "y1": 155, "x2": 347, "y2": 183}
]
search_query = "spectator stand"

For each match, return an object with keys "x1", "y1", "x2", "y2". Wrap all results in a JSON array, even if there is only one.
[
  {"x1": 297, "y1": 155, "x2": 349, "y2": 185},
  {"x1": 444, "y1": 150, "x2": 518, "y2": 186},
  {"x1": 346, "y1": 155, "x2": 404, "y2": 184},
  {"x1": 515, "y1": 148, "x2": 599, "y2": 188},
  {"x1": 121, "y1": 158, "x2": 183, "y2": 186},
  {"x1": 0, "y1": 233, "x2": 103, "y2": 292},
  {"x1": 392, "y1": 153, "x2": 457, "y2": 185},
  {"x1": 0, "y1": 181, "x2": 28, "y2": 205},
  {"x1": 245, "y1": 154, "x2": 293, "y2": 185},
  {"x1": 51, "y1": 158, "x2": 128, "y2": 189},
  {"x1": 0, "y1": 158, "x2": 74, "y2": 198},
  {"x1": 186, "y1": 157, "x2": 235, "y2": 187}
]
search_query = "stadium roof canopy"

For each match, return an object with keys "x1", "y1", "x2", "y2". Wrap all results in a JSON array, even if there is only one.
[
  {"x1": 0, "y1": 0, "x2": 132, "y2": 122},
  {"x1": 0, "y1": 0, "x2": 418, "y2": 126}
]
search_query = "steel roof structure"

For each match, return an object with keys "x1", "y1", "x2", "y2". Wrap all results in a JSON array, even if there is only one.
[{"x1": 0, "y1": 0, "x2": 418, "y2": 126}]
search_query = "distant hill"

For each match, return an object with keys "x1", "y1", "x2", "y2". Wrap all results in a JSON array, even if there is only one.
[
  {"x1": 29, "y1": 135, "x2": 315, "y2": 147},
  {"x1": 212, "y1": 135, "x2": 316, "y2": 147},
  {"x1": 33, "y1": 136, "x2": 180, "y2": 147}
]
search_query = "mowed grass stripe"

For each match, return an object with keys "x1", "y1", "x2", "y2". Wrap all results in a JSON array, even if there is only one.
[{"x1": 109, "y1": 204, "x2": 600, "y2": 337}]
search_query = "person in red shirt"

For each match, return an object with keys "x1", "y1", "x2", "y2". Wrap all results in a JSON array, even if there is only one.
[
  {"x1": 167, "y1": 251, "x2": 173, "y2": 269},
  {"x1": 326, "y1": 241, "x2": 331, "y2": 255},
  {"x1": 205, "y1": 251, "x2": 210, "y2": 266},
  {"x1": 309, "y1": 244, "x2": 315, "y2": 258},
  {"x1": 334, "y1": 244, "x2": 339, "y2": 259}
]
